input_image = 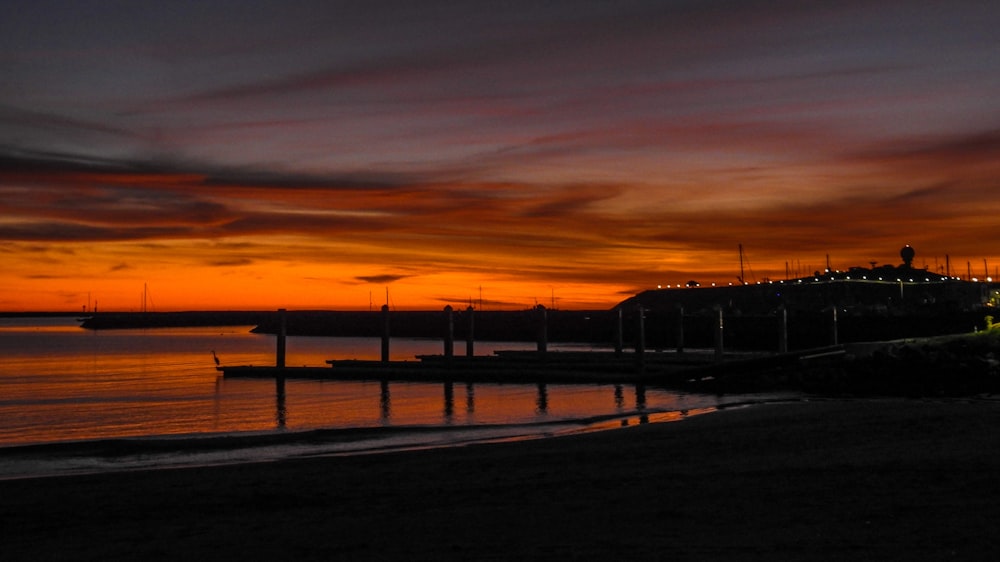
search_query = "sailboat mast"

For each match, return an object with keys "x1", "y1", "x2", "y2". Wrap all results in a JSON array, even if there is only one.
[{"x1": 739, "y1": 244, "x2": 746, "y2": 285}]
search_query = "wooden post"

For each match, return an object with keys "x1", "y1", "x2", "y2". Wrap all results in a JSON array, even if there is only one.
[
  {"x1": 276, "y1": 308, "x2": 287, "y2": 368},
  {"x1": 536, "y1": 305, "x2": 548, "y2": 354},
  {"x1": 466, "y1": 305, "x2": 475, "y2": 357},
  {"x1": 830, "y1": 305, "x2": 839, "y2": 346},
  {"x1": 778, "y1": 305, "x2": 788, "y2": 353},
  {"x1": 381, "y1": 304, "x2": 390, "y2": 363},
  {"x1": 443, "y1": 305, "x2": 454, "y2": 358},
  {"x1": 635, "y1": 305, "x2": 645, "y2": 369},
  {"x1": 714, "y1": 305, "x2": 724, "y2": 362},
  {"x1": 675, "y1": 305, "x2": 685, "y2": 354},
  {"x1": 614, "y1": 307, "x2": 623, "y2": 356}
]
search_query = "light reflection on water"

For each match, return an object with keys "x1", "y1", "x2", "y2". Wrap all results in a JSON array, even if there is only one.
[{"x1": 0, "y1": 317, "x2": 788, "y2": 449}]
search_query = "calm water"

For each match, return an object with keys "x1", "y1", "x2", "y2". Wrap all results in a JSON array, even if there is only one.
[{"x1": 0, "y1": 317, "x2": 785, "y2": 454}]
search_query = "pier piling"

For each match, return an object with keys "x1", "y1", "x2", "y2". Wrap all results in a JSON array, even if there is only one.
[
  {"x1": 714, "y1": 305, "x2": 724, "y2": 362},
  {"x1": 276, "y1": 308, "x2": 287, "y2": 368},
  {"x1": 635, "y1": 305, "x2": 646, "y2": 363},
  {"x1": 614, "y1": 307, "x2": 624, "y2": 356},
  {"x1": 675, "y1": 305, "x2": 685, "y2": 354},
  {"x1": 443, "y1": 305, "x2": 454, "y2": 359},
  {"x1": 536, "y1": 305, "x2": 548, "y2": 354},
  {"x1": 466, "y1": 305, "x2": 475, "y2": 357},
  {"x1": 381, "y1": 304, "x2": 390, "y2": 363},
  {"x1": 779, "y1": 305, "x2": 788, "y2": 353},
  {"x1": 635, "y1": 305, "x2": 645, "y2": 369},
  {"x1": 830, "y1": 305, "x2": 839, "y2": 346}
]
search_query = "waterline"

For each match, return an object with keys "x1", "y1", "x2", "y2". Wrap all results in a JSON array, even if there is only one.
[{"x1": 0, "y1": 401, "x2": 797, "y2": 481}]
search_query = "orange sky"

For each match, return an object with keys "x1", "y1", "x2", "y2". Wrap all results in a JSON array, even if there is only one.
[{"x1": 1, "y1": 1, "x2": 998, "y2": 311}]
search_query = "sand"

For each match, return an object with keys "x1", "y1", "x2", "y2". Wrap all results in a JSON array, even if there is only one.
[{"x1": 2, "y1": 398, "x2": 999, "y2": 561}]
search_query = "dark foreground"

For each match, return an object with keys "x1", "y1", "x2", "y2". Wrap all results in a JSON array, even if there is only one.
[{"x1": 2, "y1": 399, "x2": 999, "y2": 560}]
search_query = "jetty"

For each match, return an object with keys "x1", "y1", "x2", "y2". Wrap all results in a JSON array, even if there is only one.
[{"x1": 218, "y1": 345, "x2": 846, "y2": 387}]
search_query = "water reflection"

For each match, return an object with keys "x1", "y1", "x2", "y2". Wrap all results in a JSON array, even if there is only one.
[
  {"x1": 380, "y1": 380, "x2": 391, "y2": 422},
  {"x1": 268, "y1": 379, "x2": 671, "y2": 430},
  {"x1": 443, "y1": 382, "x2": 454, "y2": 420},
  {"x1": 275, "y1": 376, "x2": 287, "y2": 429},
  {"x1": 0, "y1": 318, "x2": 796, "y2": 447},
  {"x1": 536, "y1": 383, "x2": 548, "y2": 414}
]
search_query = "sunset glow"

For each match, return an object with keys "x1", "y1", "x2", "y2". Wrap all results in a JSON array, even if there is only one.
[{"x1": 2, "y1": 1, "x2": 998, "y2": 311}]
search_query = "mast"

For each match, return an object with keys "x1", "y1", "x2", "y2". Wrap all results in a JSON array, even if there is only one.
[{"x1": 738, "y1": 244, "x2": 746, "y2": 285}]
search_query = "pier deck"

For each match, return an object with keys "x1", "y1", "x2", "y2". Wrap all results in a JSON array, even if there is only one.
[{"x1": 217, "y1": 346, "x2": 844, "y2": 386}]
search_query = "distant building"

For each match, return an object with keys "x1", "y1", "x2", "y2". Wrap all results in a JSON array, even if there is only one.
[{"x1": 621, "y1": 245, "x2": 995, "y2": 316}]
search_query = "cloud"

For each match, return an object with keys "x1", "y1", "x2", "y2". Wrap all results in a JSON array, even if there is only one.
[
  {"x1": 207, "y1": 258, "x2": 254, "y2": 267},
  {"x1": 848, "y1": 129, "x2": 1000, "y2": 171},
  {"x1": 355, "y1": 274, "x2": 411, "y2": 284}
]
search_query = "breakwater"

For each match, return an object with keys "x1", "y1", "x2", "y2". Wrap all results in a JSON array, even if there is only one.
[{"x1": 79, "y1": 308, "x2": 992, "y2": 351}]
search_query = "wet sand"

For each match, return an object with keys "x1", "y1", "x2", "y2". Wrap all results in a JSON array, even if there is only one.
[{"x1": 2, "y1": 398, "x2": 999, "y2": 560}]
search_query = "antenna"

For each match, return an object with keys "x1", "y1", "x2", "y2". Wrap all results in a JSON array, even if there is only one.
[{"x1": 738, "y1": 244, "x2": 746, "y2": 285}]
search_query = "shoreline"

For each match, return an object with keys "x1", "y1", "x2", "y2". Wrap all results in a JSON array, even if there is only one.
[
  {"x1": 0, "y1": 399, "x2": 777, "y2": 481},
  {"x1": 2, "y1": 398, "x2": 999, "y2": 560}
]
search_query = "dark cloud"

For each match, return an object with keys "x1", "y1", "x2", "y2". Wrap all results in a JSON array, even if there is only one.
[
  {"x1": 355, "y1": 274, "x2": 411, "y2": 284},
  {"x1": 0, "y1": 222, "x2": 190, "y2": 243},
  {"x1": 849, "y1": 130, "x2": 1000, "y2": 167},
  {"x1": 0, "y1": 147, "x2": 427, "y2": 190},
  {"x1": 207, "y1": 258, "x2": 254, "y2": 267}
]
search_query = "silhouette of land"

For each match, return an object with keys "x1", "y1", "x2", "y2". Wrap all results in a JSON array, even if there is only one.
[
  {"x1": 2, "y1": 399, "x2": 999, "y2": 560},
  {"x1": 76, "y1": 304, "x2": 993, "y2": 350},
  {"x1": 71, "y1": 246, "x2": 1000, "y2": 351}
]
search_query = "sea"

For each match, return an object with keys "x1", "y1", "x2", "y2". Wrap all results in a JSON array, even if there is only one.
[{"x1": 0, "y1": 316, "x2": 794, "y2": 479}]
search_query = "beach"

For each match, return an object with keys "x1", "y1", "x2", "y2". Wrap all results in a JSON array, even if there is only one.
[{"x1": 2, "y1": 398, "x2": 999, "y2": 560}]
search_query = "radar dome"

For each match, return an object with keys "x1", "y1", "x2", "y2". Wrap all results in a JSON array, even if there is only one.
[{"x1": 900, "y1": 245, "x2": 915, "y2": 268}]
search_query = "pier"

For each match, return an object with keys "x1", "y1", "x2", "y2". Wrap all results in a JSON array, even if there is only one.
[{"x1": 218, "y1": 345, "x2": 845, "y2": 387}]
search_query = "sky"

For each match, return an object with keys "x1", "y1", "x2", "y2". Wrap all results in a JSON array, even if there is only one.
[{"x1": 1, "y1": 0, "x2": 998, "y2": 311}]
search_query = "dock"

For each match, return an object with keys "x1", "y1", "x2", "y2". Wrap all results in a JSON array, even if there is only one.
[{"x1": 217, "y1": 345, "x2": 846, "y2": 387}]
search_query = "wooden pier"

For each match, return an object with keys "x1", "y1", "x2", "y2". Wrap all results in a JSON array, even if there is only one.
[
  {"x1": 217, "y1": 345, "x2": 845, "y2": 387},
  {"x1": 214, "y1": 306, "x2": 848, "y2": 388}
]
